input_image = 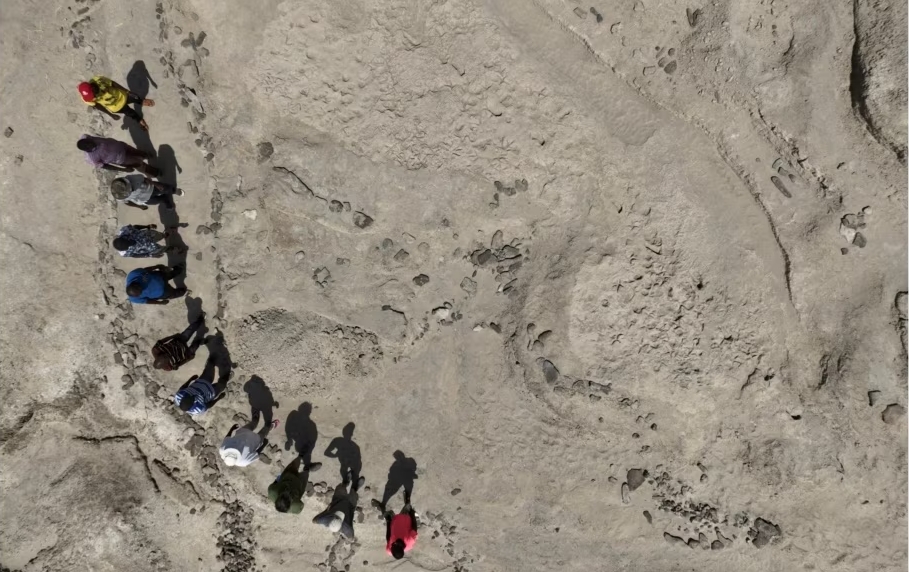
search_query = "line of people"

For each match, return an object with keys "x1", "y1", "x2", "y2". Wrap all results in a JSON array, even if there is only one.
[{"x1": 79, "y1": 72, "x2": 418, "y2": 559}]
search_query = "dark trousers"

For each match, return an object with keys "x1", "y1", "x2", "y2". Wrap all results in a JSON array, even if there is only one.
[
  {"x1": 117, "y1": 93, "x2": 144, "y2": 122},
  {"x1": 178, "y1": 314, "x2": 205, "y2": 353},
  {"x1": 148, "y1": 268, "x2": 186, "y2": 301},
  {"x1": 144, "y1": 185, "x2": 177, "y2": 208}
]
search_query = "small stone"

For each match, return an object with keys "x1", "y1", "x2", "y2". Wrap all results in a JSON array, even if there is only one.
[
  {"x1": 868, "y1": 390, "x2": 882, "y2": 406},
  {"x1": 643, "y1": 510, "x2": 652, "y2": 524},
  {"x1": 664, "y1": 61, "x2": 677, "y2": 74},
  {"x1": 295, "y1": 251, "x2": 306, "y2": 261},
  {"x1": 336, "y1": 258, "x2": 350, "y2": 267},
  {"x1": 541, "y1": 359, "x2": 559, "y2": 383},
  {"x1": 687, "y1": 538, "x2": 700, "y2": 549},
  {"x1": 663, "y1": 532, "x2": 686, "y2": 546},
  {"x1": 477, "y1": 249, "x2": 493, "y2": 265},
  {"x1": 491, "y1": 230, "x2": 504, "y2": 250},
  {"x1": 394, "y1": 249, "x2": 410, "y2": 262},
  {"x1": 4, "y1": 127, "x2": 13, "y2": 138},
  {"x1": 750, "y1": 518, "x2": 782, "y2": 548},
  {"x1": 353, "y1": 212, "x2": 374, "y2": 229},
  {"x1": 621, "y1": 483, "x2": 630, "y2": 504},
  {"x1": 257, "y1": 141, "x2": 274, "y2": 160},
  {"x1": 242, "y1": 209, "x2": 257, "y2": 220},
  {"x1": 711, "y1": 540, "x2": 723, "y2": 550},
  {"x1": 413, "y1": 274, "x2": 430, "y2": 286},
  {"x1": 853, "y1": 232, "x2": 867, "y2": 248},
  {"x1": 460, "y1": 277, "x2": 477, "y2": 295},
  {"x1": 382, "y1": 238, "x2": 394, "y2": 249},
  {"x1": 882, "y1": 403, "x2": 906, "y2": 425},
  {"x1": 329, "y1": 200, "x2": 344, "y2": 213},
  {"x1": 573, "y1": 7, "x2": 587, "y2": 18},
  {"x1": 450, "y1": 488, "x2": 461, "y2": 496},
  {"x1": 626, "y1": 468, "x2": 646, "y2": 491}
]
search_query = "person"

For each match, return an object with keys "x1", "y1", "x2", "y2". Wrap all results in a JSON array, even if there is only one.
[
  {"x1": 126, "y1": 265, "x2": 186, "y2": 304},
  {"x1": 173, "y1": 363, "x2": 228, "y2": 417},
  {"x1": 152, "y1": 313, "x2": 206, "y2": 370},
  {"x1": 78, "y1": 135, "x2": 158, "y2": 175},
  {"x1": 78, "y1": 76, "x2": 154, "y2": 130},
  {"x1": 380, "y1": 493, "x2": 418, "y2": 559},
  {"x1": 312, "y1": 472, "x2": 365, "y2": 539},
  {"x1": 113, "y1": 224, "x2": 178, "y2": 258},
  {"x1": 268, "y1": 454, "x2": 323, "y2": 514},
  {"x1": 219, "y1": 412, "x2": 279, "y2": 468},
  {"x1": 110, "y1": 175, "x2": 183, "y2": 210}
]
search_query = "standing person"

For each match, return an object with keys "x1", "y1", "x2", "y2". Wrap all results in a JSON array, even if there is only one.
[
  {"x1": 77, "y1": 76, "x2": 154, "y2": 130},
  {"x1": 126, "y1": 265, "x2": 186, "y2": 305},
  {"x1": 110, "y1": 175, "x2": 183, "y2": 211},
  {"x1": 312, "y1": 472, "x2": 365, "y2": 539},
  {"x1": 152, "y1": 313, "x2": 206, "y2": 371},
  {"x1": 173, "y1": 360, "x2": 229, "y2": 417},
  {"x1": 113, "y1": 224, "x2": 178, "y2": 258},
  {"x1": 381, "y1": 493, "x2": 418, "y2": 559},
  {"x1": 78, "y1": 135, "x2": 159, "y2": 175},
  {"x1": 219, "y1": 412, "x2": 280, "y2": 468},
  {"x1": 268, "y1": 454, "x2": 323, "y2": 514}
]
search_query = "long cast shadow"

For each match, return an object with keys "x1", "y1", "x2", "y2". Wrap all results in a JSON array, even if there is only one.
[
  {"x1": 243, "y1": 375, "x2": 278, "y2": 424},
  {"x1": 157, "y1": 144, "x2": 187, "y2": 289},
  {"x1": 202, "y1": 330, "x2": 233, "y2": 387},
  {"x1": 125, "y1": 60, "x2": 156, "y2": 156},
  {"x1": 324, "y1": 422, "x2": 362, "y2": 485},
  {"x1": 185, "y1": 295, "x2": 207, "y2": 328},
  {"x1": 380, "y1": 450, "x2": 418, "y2": 506},
  {"x1": 285, "y1": 402, "x2": 318, "y2": 465}
]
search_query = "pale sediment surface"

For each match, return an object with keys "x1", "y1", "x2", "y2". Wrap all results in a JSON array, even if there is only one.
[{"x1": 0, "y1": 0, "x2": 906, "y2": 571}]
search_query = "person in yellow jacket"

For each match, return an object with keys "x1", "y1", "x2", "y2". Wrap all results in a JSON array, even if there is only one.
[{"x1": 78, "y1": 76, "x2": 155, "y2": 131}]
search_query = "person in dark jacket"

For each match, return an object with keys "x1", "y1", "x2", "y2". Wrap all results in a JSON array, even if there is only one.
[{"x1": 312, "y1": 471, "x2": 365, "y2": 538}]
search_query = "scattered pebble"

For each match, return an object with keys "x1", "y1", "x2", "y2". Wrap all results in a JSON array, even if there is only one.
[
  {"x1": 540, "y1": 359, "x2": 559, "y2": 383},
  {"x1": 621, "y1": 483, "x2": 631, "y2": 504},
  {"x1": 643, "y1": 510, "x2": 652, "y2": 524},
  {"x1": 413, "y1": 274, "x2": 430, "y2": 286},
  {"x1": 451, "y1": 488, "x2": 461, "y2": 496},
  {"x1": 4, "y1": 126, "x2": 13, "y2": 138},
  {"x1": 573, "y1": 6, "x2": 587, "y2": 18},
  {"x1": 750, "y1": 518, "x2": 782, "y2": 548},
  {"x1": 394, "y1": 249, "x2": 410, "y2": 262},
  {"x1": 868, "y1": 390, "x2": 881, "y2": 406},
  {"x1": 626, "y1": 468, "x2": 646, "y2": 491},
  {"x1": 353, "y1": 212, "x2": 374, "y2": 229},
  {"x1": 882, "y1": 403, "x2": 905, "y2": 425}
]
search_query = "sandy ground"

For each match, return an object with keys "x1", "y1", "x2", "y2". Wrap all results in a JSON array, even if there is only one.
[{"x1": 1, "y1": 0, "x2": 907, "y2": 571}]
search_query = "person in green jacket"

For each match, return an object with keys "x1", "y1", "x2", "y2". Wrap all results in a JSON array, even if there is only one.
[{"x1": 268, "y1": 455, "x2": 322, "y2": 513}]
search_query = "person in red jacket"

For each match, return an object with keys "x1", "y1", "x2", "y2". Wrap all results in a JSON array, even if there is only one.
[{"x1": 381, "y1": 491, "x2": 418, "y2": 559}]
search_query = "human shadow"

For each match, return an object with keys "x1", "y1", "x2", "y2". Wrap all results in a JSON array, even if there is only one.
[
  {"x1": 125, "y1": 60, "x2": 156, "y2": 156},
  {"x1": 324, "y1": 422, "x2": 362, "y2": 485},
  {"x1": 285, "y1": 402, "x2": 319, "y2": 465},
  {"x1": 184, "y1": 295, "x2": 207, "y2": 330},
  {"x1": 243, "y1": 375, "x2": 277, "y2": 425},
  {"x1": 202, "y1": 330, "x2": 233, "y2": 389},
  {"x1": 157, "y1": 144, "x2": 187, "y2": 289},
  {"x1": 380, "y1": 450, "x2": 418, "y2": 507}
]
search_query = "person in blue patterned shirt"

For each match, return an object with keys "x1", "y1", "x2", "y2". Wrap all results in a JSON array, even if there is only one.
[
  {"x1": 112, "y1": 224, "x2": 179, "y2": 258},
  {"x1": 174, "y1": 355, "x2": 230, "y2": 416}
]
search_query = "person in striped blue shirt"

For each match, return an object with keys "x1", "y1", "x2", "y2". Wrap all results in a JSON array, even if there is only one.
[{"x1": 174, "y1": 364, "x2": 228, "y2": 416}]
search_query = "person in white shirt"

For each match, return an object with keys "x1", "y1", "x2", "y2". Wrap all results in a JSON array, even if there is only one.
[{"x1": 220, "y1": 412, "x2": 279, "y2": 467}]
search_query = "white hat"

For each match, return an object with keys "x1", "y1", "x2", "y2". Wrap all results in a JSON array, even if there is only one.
[
  {"x1": 220, "y1": 447, "x2": 241, "y2": 467},
  {"x1": 328, "y1": 511, "x2": 345, "y2": 533}
]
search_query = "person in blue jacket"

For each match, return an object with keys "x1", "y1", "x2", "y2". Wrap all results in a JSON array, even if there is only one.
[{"x1": 125, "y1": 265, "x2": 186, "y2": 304}]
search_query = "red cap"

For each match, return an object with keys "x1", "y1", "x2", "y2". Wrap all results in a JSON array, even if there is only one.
[{"x1": 78, "y1": 82, "x2": 94, "y2": 102}]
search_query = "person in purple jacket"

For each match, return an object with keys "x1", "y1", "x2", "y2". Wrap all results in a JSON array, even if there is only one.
[{"x1": 77, "y1": 135, "x2": 158, "y2": 175}]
